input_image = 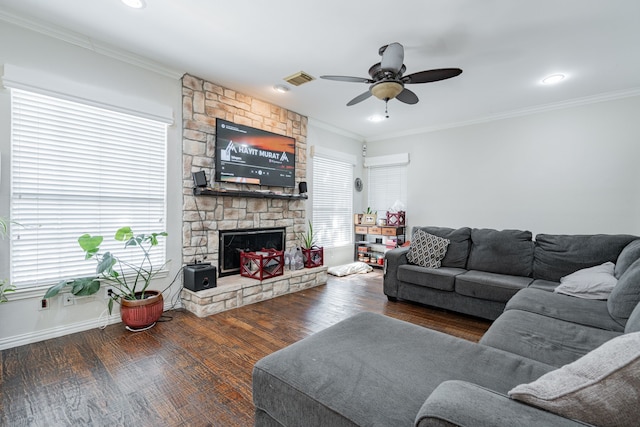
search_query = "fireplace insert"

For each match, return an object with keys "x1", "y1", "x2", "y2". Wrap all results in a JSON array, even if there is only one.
[{"x1": 218, "y1": 227, "x2": 286, "y2": 277}]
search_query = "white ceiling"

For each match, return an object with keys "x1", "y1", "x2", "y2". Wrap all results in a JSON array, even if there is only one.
[{"x1": 2, "y1": 0, "x2": 640, "y2": 141}]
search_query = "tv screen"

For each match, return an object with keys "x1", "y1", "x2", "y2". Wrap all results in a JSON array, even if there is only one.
[{"x1": 214, "y1": 119, "x2": 296, "y2": 188}]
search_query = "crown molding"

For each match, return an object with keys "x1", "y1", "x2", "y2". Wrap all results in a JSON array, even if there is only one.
[
  {"x1": 0, "y1": 7, "x2": 184, "y2": 80},
  {"x1": 366, "y1": 87, "x2": 640, "y2": 142}
]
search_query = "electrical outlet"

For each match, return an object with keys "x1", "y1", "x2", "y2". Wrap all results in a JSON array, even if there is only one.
[
  {"x1": 62, "y1": 293, "x2": 74, "y2": 307},
  {"x1": 104, "y1": 286, "x2": 115, "y2": 300},
  {"x1": 39, "y1": 298, "x2": 49, "y2": 311}
]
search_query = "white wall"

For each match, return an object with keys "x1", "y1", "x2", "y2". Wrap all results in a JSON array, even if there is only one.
[
  {"x1": 0, "y1": 21, "x2": 183, "y2": 349},
  {"x1": 306, "y1": 121, "x2": 365, "y2": 267},
  {"x1": 366, "y1": 95, "x2": 640, "y2": 237}
]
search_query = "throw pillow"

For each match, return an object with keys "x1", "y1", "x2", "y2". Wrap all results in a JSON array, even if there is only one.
[
  {"x1": 615, "y1": 239, "x2": 640, "y2": 279},
  {"x1": 554, "y1": 262, "x2": 617, "y2": 300},
  {"x1": 406, "y1": 229, "x2": 450, "y2": 269},
  {"x1": 608, "y1": 257, "x2": 640, "y2": 326},
  {"x1": 508, "y1": 332, "x2": 640, "y2": 427}
]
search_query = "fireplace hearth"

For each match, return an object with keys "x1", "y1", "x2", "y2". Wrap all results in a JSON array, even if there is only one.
[{"x1": 219, "y1": 227, "x2": 286, "y2": 277}]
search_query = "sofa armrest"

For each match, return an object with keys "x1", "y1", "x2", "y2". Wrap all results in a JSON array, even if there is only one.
[
  {"x1": 415, "y1": 380, "x2": 591, "y2": 427},
  {"x1": 383, "y1": 246, "x2": 410, "y2": 298}
]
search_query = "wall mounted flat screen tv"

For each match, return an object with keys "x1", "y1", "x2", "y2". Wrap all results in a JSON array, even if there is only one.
[{"x1": 214, "y1": 119, "x2": 296, "y2": 188}]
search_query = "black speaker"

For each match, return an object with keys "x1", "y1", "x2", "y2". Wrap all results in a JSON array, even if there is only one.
[
  {"x1": 192, "y1": 170, "x2": 207, "y2": 188},
  {"x1": 299, "y1": 181, "x2": 308, "y2": 194},
  {"x1": 184, "y1": 264, "x2": 217, "y2": 292}
]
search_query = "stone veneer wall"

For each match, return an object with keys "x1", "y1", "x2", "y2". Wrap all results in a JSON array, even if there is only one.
[{"x1": 181, "y1": 73, "x2": 308, "y2": 269}]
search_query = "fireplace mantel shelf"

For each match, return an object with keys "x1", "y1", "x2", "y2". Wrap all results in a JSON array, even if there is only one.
[{"x1": 193, "y1": 187, "x2": 308, "y2": 200}]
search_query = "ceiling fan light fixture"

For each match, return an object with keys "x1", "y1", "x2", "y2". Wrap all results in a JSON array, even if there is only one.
[{"x1": 370, "y1": 81, "x2": 403, "y2": 100}]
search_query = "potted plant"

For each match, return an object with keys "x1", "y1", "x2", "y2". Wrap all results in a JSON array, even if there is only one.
[
  {"x1": 298, "y1": 220, "x2": 323, "y2": 268},
  {"x1": 45, "y1": 226, "x2": 168, "y2": 331},
  {"x1": 0, "y1": 216, "x2": 16, "y2": 303}
]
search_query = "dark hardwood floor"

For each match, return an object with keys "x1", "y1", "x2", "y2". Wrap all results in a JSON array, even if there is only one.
[{"x1": 1, "y1": 270, "x2": 491, "y2": 427}]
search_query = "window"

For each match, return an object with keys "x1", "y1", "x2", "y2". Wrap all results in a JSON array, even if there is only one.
[
  {"x1": 367, "y1": 161, "x2": 408, "y2": 216},
  {"x1": 312, "y1": 154, "x2": 353, "y2": 248},
  {"x1": 10, "y1": 89, "x2": 167, "y2": 288}
]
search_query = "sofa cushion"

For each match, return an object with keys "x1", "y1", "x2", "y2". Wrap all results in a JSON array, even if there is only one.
[
  {"x1": 455, "y1": 270, "x2": 532, "y2": 303},
  {"x1": 505, "y1": 288, "x2": 624, "y2": 332},
  {"x1": 528, "y1": 279, "x2": 559, "y2": 292},
  {"x1": 625, "y1": 302, "x2": 640, "y2": 333},
  {"x1": 417, "y1": 226, "x2": 471, "y2": 268},
  {"x1": 253, "y1": 312, "x2": 553, "y2": 427},
  {"x1": 554, "y1": 261, "x2": 617, "y2": 300},
  {"x1": 533, "y1": 233, "x2": 637, "y2": 282},
  {"x1": 406, "y1": 229, "x2": 450, "y2": 268},
  {"x1": 479, "y1": 309, "x2": 621, "y2": 367},
  {"x1": 466, "y1": 228, "x2": 534, "y2": 277},
  {"x1": 608, "y1": 257, "x2": 640, "y2": 326},
  {"x1": 508, "y1": 332, "x2": 640, "y2": 427},
  {"x1": 614, "y1": 239, "x2": 640, "y2": 279},
  {"x1": 397, "y1": 265, "x2": 465, "y2": 292},
  {"x1": 417, "y1": 381, "x2": 587, "y2": 427}
]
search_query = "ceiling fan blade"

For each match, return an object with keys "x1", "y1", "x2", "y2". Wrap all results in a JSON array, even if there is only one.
[
  {"x1": 402, "y1": 68, "x2": 463, "y2": 84},
  {"x1": 347, "y1": 91, "x2": 372, "y2": 106},
  {"x1": 380, "y1": 42, "x2": 404, "y2": 73},
  {"x1": 320, "y1": 75, "x2": 372, "y2": 83},
  {"x1": 396, "y1": 88, "x2": 419, "y2": 105}
]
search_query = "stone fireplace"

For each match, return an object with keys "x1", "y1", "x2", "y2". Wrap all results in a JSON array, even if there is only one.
[{"x1": 180, "y1": 74, "x2": 326, "y2": 317}]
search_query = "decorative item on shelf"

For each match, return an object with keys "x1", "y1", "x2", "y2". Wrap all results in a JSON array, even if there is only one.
[
  {"x1": 386, "y1": 210, "x2": 406, "y2": 226},
  {"x1": 354, "y1": 214, "x2": 363, "y2": 225},
  {"x1": 44, "y1": 226, "x2": 168, "y2": 331},
  {"x1": 362, "y1": 207, "x2": 377, "y2": 225},
  {"x1": 298, "y1": 220, "x2": 324, "y2": 268},
  {"x1": 386, "y1": 200, "x2": 406, "y2": 226},
  {"x1": 377, "y1": 218, "x2": 387, "y2": 226},
  {"x1": 240, "y1": 249, "x2": 284, "y2": 280}
]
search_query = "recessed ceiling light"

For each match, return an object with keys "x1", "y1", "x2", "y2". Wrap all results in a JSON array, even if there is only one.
[
  {"x1": 368, "y1": 115, "x2": 386, "y2": 123},
  {"x1": 542, "y1": 74, "x2": 566, "y2": 85},
  {"x1": 273, "y1": 85, "x2": 289, "y2": 93},
  {"x1": 121, "y1": 0, "x2": 146, "y2": 9}
]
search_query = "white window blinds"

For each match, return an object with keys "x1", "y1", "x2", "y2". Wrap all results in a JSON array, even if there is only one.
[
  {"x1": 312, "y1": 155, "x2": 353, "y2": 248},
  {"x1": 10, "y1": 89, "x2": 167, "y2": 288},
  {"x1": 367, "y1": 165, "x2": 407, "y2": 216}
]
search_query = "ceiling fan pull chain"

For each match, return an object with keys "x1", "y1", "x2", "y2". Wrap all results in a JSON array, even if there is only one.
[{"x1": 385, "y1": 100, "x2": 390, "y2": 118}]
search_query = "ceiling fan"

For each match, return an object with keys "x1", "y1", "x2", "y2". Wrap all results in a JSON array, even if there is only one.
[{"x1": 321, "y1": 42, "x2": 462, "y2": 115}]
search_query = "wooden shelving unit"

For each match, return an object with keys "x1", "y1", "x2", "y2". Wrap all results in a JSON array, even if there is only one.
[{"x1": 354, "y1": 225, "x2": 405, "y2": 268}]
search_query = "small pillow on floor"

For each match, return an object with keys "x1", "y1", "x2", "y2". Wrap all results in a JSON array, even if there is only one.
[
  {"x1": 406, "y1": 229, "x2": 450, "y2": 268},
  {"x1": 508, "y1": 332, "x2": 640, "y2": 427},
  {"x1": 554, "y1": 261, "x2": 617, "y2": 300}
]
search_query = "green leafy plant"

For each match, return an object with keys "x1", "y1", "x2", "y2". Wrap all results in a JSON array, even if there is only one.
[
  {"x1": 298, "y1": 220, "x2": 318, "y2": 249},
  {"x1": 45, "y1": 226, "x2": 168, "y2": 314},
  {"x1": 364, "y1": 207, "x2": 374, "y2": 214}
]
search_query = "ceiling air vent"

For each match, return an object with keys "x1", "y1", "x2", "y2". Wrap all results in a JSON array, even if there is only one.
[{"x1": 283, "y1": 71, "x2": 315, "y2": 86}]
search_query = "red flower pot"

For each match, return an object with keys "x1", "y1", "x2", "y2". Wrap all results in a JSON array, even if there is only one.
[{"x1": 119, "y1": 290, "x2": 164, "y2": 330}]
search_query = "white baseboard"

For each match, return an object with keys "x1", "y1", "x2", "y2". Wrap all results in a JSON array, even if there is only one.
[{"x1": 0, "y1": 300, "x2": 180, "y2": 351}]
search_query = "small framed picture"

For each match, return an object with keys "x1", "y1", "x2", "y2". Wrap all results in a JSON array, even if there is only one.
[
  {"x1": 362, "y1": 214, "x2": 377, "y2": 225},
  {"x1": 354, "y1": 214, "x2": 363, "y2": 225}
]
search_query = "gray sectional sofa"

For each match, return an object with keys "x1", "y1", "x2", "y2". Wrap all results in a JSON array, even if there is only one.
[
  {"x1": 252, "y1": 230, "x2": 640, "y2": 426},
  {"x1": 384, "y1": 226, "x2": 638, "y2": 320}
]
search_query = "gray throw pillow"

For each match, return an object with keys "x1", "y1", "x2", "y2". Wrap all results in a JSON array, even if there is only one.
[
  {"x1": 407, "y1": 229, "x2": 450, "y2": 269},
  {"x1": 608, "y1": 257, "x2": 640, "y2": 326},
  {"x1": 615, "y1": 239, "x2": 640, "y2": 279},
  {"x1": 554, "y1": 262, "x2": 617, "y2": 300},
  {"x1": 509, "y1": 332, "x2": 640, "y2": 427}
]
